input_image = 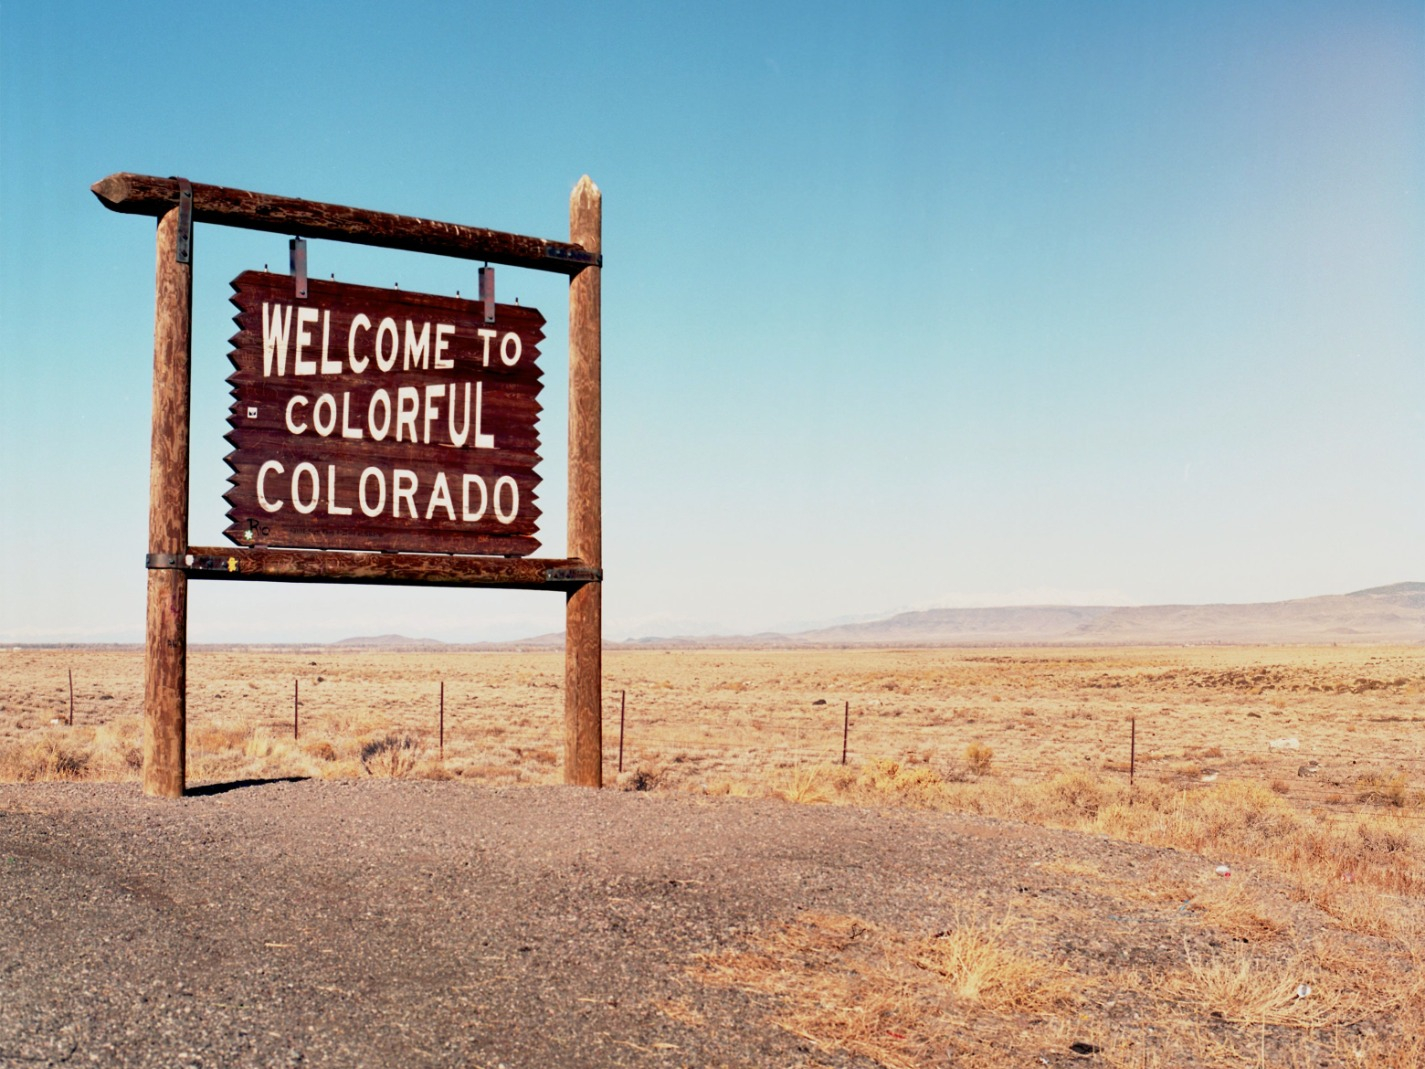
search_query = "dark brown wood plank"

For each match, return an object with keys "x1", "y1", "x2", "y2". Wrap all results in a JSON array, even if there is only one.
[
  {"x1": 224, "y1": 272, "x2": 544, "y2": 555},
  {"x1": 174, "y1": 548, "x2": 599, "y2": 590},
  {"x1": 92, "y1": 173, "x2": 600, "y2": 275}
]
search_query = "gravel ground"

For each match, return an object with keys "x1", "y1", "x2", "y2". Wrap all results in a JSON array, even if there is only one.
[{"x1": 3, "y1": 780, "x2": 1226, "y2": 1068}]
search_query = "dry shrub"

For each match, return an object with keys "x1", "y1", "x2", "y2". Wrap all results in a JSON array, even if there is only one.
[
  {"x1": 1192, "y1": 878, "x2": 1288, "y2": 942},
  {"x1": 963, "y1": 740, "x2": 993, "y2": 776},
  {"x1": 1354, "y1": 770, "x2": 1415, "y2": 808},
  {"x1": 0, "y1": 734, "x2": 91, "y2": 782},
  {"x1": 302, "y1": 740, "x2": 338, "y2": 762},
  {"x1": 852, "y1": 758, "x2": 948, "y2": 807},
  {"x1": 1164, "y1": 948, "x2": 1332, "y2": 1027},
  {"x1": 618, "y1": 764, "x2": 662, "y2": 791},
  {"x1": 190, "y1": 723, "x2": 250, "y2": 753},
  {"x1": 359, "y1": 733, "x2": 421, "y2": 777},
  {"x1": 775, "y1": 765, "x2": 828, "y2": 804},
  {"x1": 697, "y1": 911, "x2": 1076, "y2": 1068},
  {"x1": 909, "y1": 920, "x2": 1075, "y2": 1013}
]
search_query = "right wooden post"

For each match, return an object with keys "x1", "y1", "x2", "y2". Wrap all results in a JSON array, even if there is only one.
[{"x1": 565, "y1": 176, "x2": 603, "y2": 787}]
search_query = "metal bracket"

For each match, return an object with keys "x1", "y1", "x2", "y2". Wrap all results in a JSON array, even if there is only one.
[
  {"x1": 146, "y1": 552, "x2": 195, "y2": 570},
  {"x1": 544, "y1": 244, "x2": 602, "y2": 269},
  {"x1": 479, "y1": 265, "x2": 495, "y2": 323},
  {"x1": 290, "y1": 237, "x2": 308, "y2": 298},
  {"x1": 544, "y1": 566, "x2": 602, "y2": 584},
  {"x1": 174, "y1": 178, "x2": 193, "y2": 263}
]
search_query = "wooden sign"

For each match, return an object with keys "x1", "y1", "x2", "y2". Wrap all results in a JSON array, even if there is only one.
[{"x1": 224, "y1": 271, "x2": 544, "y2": 555}]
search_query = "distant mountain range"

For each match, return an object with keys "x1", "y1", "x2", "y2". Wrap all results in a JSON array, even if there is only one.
[
  {"x1": 772, "y1": 582, "x2": 1425, "y2": 647},
  {"x1": 338, "y1": 583, "x2": 1425, "y2": 649}
]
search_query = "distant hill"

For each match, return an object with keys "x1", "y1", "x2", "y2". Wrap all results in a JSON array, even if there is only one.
[
  {"x1": 786, "y1": 583, "x2": 1425, "y2": 646},
  {"x1": 326, "y1": 584, "x2": 1425, "y2": 650},
  {"x1": 333, "y1": 634, "x2": 447, "y2": 649}
]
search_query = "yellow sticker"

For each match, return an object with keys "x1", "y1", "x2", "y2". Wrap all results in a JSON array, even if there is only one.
[{"x1": 227, "y1": 557, "x2": 238, "y2": 572}]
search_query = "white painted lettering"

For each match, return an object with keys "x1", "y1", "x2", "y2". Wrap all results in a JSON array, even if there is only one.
[
  {"x1": 312, "y1": 393, "x2": 337, "y2": 437},
  {"x1": 291, "y1": 462, "x2": 320, "y2": 514},
  {"x1": 395, "y1": 387, "x2": 419, "y2": 442},
  {"x1": 477, "y1": 328, "x2": 497, "y2": 367},
  {"x1": 461, "y1": 474, "x2": 487, "y2": 521},
  {"x1": 285, "y1": 395, "x2": 309, "y2": 434},
  {"x1": 474, "y1": 381, "x2": 495, "y2": 449},
  {"x1": 294, "y1": 307, "x2": 319, "y2": 374},
  {"x1": 392, "y1": 469, "x2": 418, "y2": 518},
  {"x1": 319, "y1": 311, "x2": 339, "y2": 374},
  {"x1": 375, "y1": 317, "x2": 399, "y2": 372},
  {"x1": 448, "y1": 382, "x2": 470, "y2": 447},
  {"x1": 500, "y1": 331, "x2": 522, "y2": 367},
  {"x1": 368, "y1": 390, "x2": 392, "y2": 441},
  {"x1": 257, "y1": 460, "x2": 285, "y2": 512},
  {"x1": 423, "y1": 384, "x2": 443, "y2": 444},
  {"x1": 340, "y1": 392, "x2": 363, "y2": 439},
  {"x1": 347, "y1": 314, "x2": 371, "y2": 373},
  {"x1": 404, "y1": 320, "x2": 431, "y2": 371},
  {"x1": 261, "y1": 303, "x2": 293, "y2": 377},
  {"x1": 494, "y1": 475, "x2": 519, "y2": 524},
  {"x1": 326, "y1": 465, "x2": 353, "y2": 516},
  {"x1": 434, "y1": 323, "x2": 455, "y2": 369},
  {"x1": 426, "y1": 471, "x2": 455, "y2": 520},
  {"x1": 358, "y1": 467, "x2": 386, "y2": 516}
]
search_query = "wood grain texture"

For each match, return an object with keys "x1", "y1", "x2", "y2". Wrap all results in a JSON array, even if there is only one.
[
  {"x1": 565, "y1": 176, "x2": 603, "y2": 788},
  {"x1": 143, "y1": 208, "x2": 191, "y2": 798},
  {"x1": 92, "y1": 173, "x2": 599, "y2": 274},
  {"x1": 175, "y1": 548, "x2": 599, "y2": 590},
  {"x1": 224, "y1": 272, "x2": 543, "y2": 555}
]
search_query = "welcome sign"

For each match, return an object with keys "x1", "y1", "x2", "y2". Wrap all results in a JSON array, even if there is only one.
[{"x1": 223, "y1": 271, "x2": 544, "y2": 555}]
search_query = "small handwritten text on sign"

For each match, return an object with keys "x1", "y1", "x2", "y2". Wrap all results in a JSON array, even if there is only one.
[{"x1": 224, "y1": 271, "x2": 544, "y2": 555}]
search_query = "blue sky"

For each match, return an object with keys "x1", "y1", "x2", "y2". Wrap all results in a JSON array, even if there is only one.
[{"x1": 2, "y1": 1, "x2": 1421, "y2": 643}]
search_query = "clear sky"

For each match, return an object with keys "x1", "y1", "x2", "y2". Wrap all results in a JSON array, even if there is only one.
[{"x1": 1, "y1": 1, "x2": 1421, "y2": 643}]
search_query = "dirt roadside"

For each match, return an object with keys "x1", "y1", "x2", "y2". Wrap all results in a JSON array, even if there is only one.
[{"x1": 0, "y1": 780, "x2": 1332, "y2": 1068}]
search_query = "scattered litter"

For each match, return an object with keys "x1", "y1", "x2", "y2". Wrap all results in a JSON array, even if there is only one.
[
  {"x1": 1269, "y1": 737, "x2": 1300, "y2": 750},
  {"x1": 1069, "y1": 1041, "x2": 1101, "y2": 1055},
  {"x1": 1341, "y1": 871, "x2": 1355, "y2": 883},
  {"x1": 811, "y1": 699, "x2": 827, "y2": 706},
  {"x1": 1214, "y1": 864, "x2": 1232, "y2": 879},
  {"x1": 1296, "y1": 984, "x2": 1312, "y2": 999},
  {"x1": 1200, "y1": 771, "x2": 1218, "y2": 783},
  {"x1": 1298, "y1": 762, "x2": 1320, "y2": 777}
]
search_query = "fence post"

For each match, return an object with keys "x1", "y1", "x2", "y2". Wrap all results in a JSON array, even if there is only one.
[
  {"x1": 617, "y1": 689, "x2": 626, "y2": 774},
  {"x1": 841, "y1": 700, "x2": 849, "y2": 765},
  {"x1": 293, "y1": 679, "x2": 299, "y2": 740},
  {"x1": 439, "y1": 681, "x2": 445, "y2": 761},
  {"x1": 68, "y1": 669, "x2": 75, "y2": 727},
  {"x1": 1129, "y1": 717, "x2": 1136, "y2": 786}
]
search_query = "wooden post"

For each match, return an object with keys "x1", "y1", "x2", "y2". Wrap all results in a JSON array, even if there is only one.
[
  {"x1": 293, "y1": 679, "x2": 299, "y2": 740},
  {"x1": 439, "y1": 681, "x2": 445, "y2": 761},
  {"x1": 142, "y1": 205, "x2": 192, "y2": 798},
  {"x1": 842, "y1": 701, "x2": 850, "y2": 765},
  {"x1": 564, "y1": 176, "x2": 602, "y2": 788},
  {"x1": 68, "y1": 669, "x2": 75, "y2": 727}
]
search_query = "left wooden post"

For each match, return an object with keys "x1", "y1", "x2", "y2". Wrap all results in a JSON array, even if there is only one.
[{"x1": 143, "y1": 203, "x2": 192, "y2": 797}]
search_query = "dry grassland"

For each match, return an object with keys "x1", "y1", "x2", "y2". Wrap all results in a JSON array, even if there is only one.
[{"x1": 3, "y1": 643, "x2": 1423, "y2": 1066}]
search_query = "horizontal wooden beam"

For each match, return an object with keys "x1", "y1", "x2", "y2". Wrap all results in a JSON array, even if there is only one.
[
  {"x1": 149, "y1": 549, "x2": 600, "y2": 590},
  {"x1": 92, "y1": 173, "x2": 601, "y2": 275}
]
